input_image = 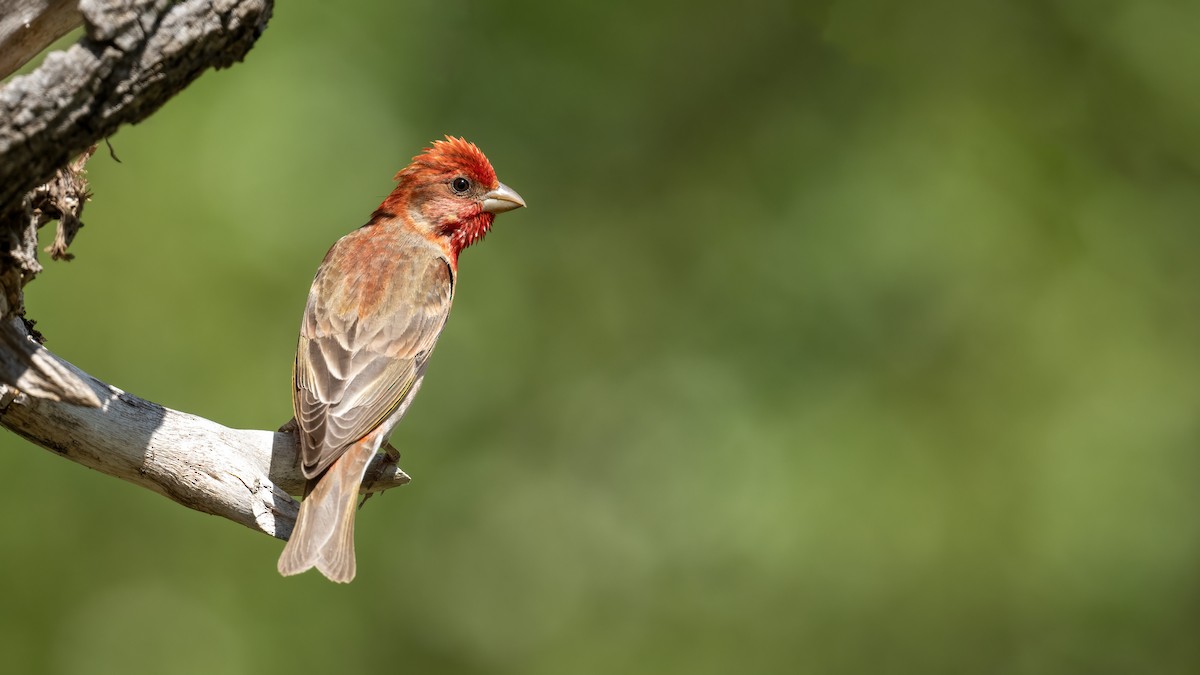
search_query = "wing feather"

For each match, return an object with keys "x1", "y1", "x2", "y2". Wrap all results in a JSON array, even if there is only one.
[{"x1": 292, "y1": 230, "x2": 453, "y2": 478}]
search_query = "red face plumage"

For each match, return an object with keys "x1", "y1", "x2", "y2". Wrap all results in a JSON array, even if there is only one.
[{"x1": 378, "y1": 136, "x2": 515, "y2": 260}]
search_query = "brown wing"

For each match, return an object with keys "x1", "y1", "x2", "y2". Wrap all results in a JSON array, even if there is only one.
[{"x1": 293, "y1": 229, "x2": 454, "y2": 478}]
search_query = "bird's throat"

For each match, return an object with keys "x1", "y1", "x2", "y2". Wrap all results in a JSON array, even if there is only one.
[{"x1": 443, "y1": 212, "x2": 495, "y2": 258}]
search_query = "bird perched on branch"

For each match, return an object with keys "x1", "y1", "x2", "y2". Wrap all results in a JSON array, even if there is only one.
[{"x1": 278, "y1": 137, "x2": 525, "y2": 582}]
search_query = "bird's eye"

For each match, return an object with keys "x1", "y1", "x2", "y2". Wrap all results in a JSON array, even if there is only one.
[{"x1": 451, "y1": 177, "x2": 471, "y2": 194}]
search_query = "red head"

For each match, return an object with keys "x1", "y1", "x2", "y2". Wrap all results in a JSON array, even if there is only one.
[{"x1": 379, "y1": 136, "x2": 525, "y2": 260}]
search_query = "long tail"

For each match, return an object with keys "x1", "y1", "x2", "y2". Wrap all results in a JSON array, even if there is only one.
[{"x1": 277, "y1": 443, "x2": 375, "y2": 583}]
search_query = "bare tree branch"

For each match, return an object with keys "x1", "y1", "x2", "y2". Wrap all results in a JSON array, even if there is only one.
[
  {"x1": 0, "y1": 0, "x2": 273, "y2": 211},
  {"x1": 0, "y1": 0, "x2": 82, "y2": 80},
  {"x1": 0, "y1": 318, "x2": 411, "y2": 538},
  {"x1": 0, "y1": 0, "x2": 414, "y2": 538},
  {"x1": 0, "y1": 0, "x2": 274, "y2": 404}
]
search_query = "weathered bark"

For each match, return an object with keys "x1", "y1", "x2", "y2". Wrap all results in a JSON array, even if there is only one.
[
  {"x1": 0, "y1": 0, "x2": 273, "y2": 210},
  {"x1": 0, "y1": 145, "x2": 101, "y2": 405}
]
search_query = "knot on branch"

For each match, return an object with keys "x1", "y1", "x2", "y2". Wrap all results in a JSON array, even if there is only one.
[{"x1": 27, "y1": 143, "x2": 95, "y2": 262}]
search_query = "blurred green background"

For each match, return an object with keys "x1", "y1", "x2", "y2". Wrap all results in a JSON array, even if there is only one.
[{"x1": 4, "y1": 1, "x2": 1200, "y2": 673}]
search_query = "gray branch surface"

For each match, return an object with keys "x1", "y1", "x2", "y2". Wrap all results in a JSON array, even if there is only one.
[
  {"x1": 0, "y1": 0, "x2": 273, "y2": 209},
  {"x1": 0, "y1": 0, "x2": 412, "y2": 541},
  {"x1": 0, "y1": 321, "x2": 411, "y2": 538}
]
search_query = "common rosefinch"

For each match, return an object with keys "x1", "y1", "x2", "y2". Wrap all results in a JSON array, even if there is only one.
[{"x1": 277, "y1": 137, "x2": 525, "y2": 582}]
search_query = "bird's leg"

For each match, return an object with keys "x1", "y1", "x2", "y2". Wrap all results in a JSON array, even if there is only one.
[{"x1": 358, "y1": 441, "x2": 402, "y2": 510}]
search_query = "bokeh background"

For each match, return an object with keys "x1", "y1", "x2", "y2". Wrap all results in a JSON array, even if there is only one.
[{"x1": 4, "y1": 1, "x2": 1200, "y2": 673}]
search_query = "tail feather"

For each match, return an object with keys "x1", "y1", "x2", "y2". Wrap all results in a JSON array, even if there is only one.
[{"x1": 278, "y1": 444, "x2": 375, "y2": 583}]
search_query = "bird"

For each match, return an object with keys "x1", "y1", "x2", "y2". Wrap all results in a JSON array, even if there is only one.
[{"x1": 277, "y1": 136, "x2": 525, "y2": 582}]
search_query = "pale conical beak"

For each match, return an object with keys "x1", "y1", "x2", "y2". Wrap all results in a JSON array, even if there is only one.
[{"x1": 481, "y1": 182, "x2": 526, "y2": 214}]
